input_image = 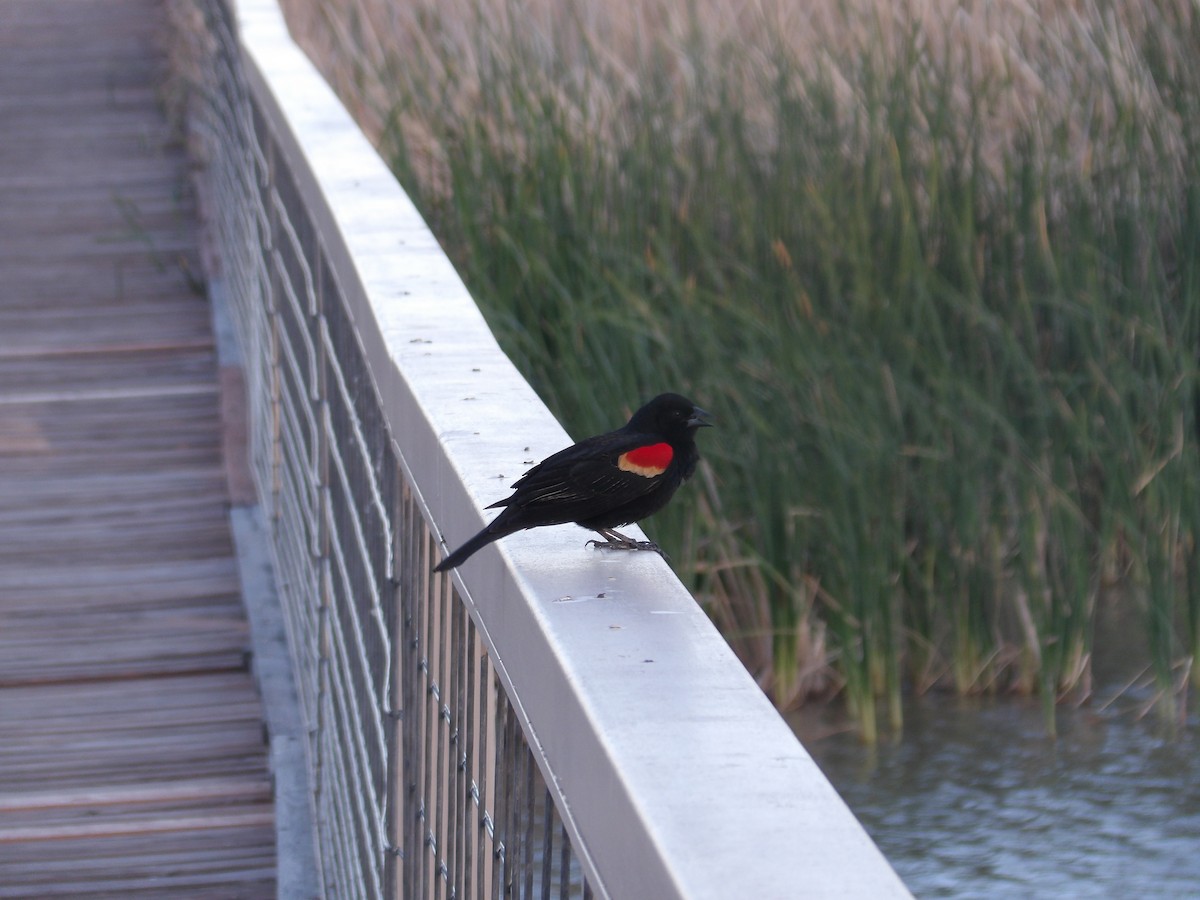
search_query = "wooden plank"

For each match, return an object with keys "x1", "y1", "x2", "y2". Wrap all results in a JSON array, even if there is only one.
[
  {"x1": 0, "y1": 776, "x2": 271, "y2": 812},
  {"x1": 0, "y1": 811, "x2": 276, "y2": 844},
  {"x1": 220, "y1": 366, "x2": 257, "y2": 505},
  {"x1": 0, "y1": 825, "x2": 275, "y2": 899},
  {"x1": 0, "y1": 0, "x2": 277, "y2": 892}
]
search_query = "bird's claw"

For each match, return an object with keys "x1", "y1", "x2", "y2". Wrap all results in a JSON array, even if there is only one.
[{"x1": 586, "y1": 538, "x2": 669, "y2": 561}]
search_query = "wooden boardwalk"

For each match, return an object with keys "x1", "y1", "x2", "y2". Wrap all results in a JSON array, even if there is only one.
[{"x1": 0, "y1": 1, "x2": 276, "y2": 895}]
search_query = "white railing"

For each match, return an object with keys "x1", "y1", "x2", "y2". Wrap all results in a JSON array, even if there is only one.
[{"x1": 189, "y1": 0, "x2": 911, "y2": 897}]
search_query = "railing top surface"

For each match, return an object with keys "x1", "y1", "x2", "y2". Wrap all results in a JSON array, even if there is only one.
[{"x1": 230, "y1": 1, "x2": 911, "y2": 896}]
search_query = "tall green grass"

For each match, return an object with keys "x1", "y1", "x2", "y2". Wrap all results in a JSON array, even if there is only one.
[{"x1": 281, "y1": 0, "x2": 1200, "y2": 740}]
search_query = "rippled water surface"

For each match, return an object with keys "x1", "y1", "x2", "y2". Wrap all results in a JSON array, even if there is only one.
[{"x1": 794, "y1": 697, "x2": 1200, "y2": 898}]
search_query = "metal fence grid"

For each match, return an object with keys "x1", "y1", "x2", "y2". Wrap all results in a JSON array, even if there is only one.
[{"x1": 191, "y1": 2, "x2": 593, "y2": 896}]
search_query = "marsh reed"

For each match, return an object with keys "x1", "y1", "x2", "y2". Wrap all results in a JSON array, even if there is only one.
[{"x1": 276, "y1": 0, "x2": 1200, "y2": 740}]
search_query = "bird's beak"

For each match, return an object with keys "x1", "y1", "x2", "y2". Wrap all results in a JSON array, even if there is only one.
[{"x1": 689, "y1": 406, "x2": 714, "y2": 428}]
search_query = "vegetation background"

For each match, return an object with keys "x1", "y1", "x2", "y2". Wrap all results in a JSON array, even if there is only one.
[{"x1": 274, "y1": 0, "x2": 1198, "y2": 741}]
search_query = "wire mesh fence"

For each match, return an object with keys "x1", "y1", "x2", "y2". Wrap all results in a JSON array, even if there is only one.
[{"x1": 189, "y1": 2, "x2": 593, "y2": 896}]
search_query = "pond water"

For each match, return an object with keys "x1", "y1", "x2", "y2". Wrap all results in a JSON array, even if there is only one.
[{"x1": 792, "y1": 694, "x2": 1200, "y2": 898}]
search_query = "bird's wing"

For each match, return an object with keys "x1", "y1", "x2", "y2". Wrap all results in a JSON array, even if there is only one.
[{"x1": 489, "y1": 431, "x2": 671, "y2": 510}]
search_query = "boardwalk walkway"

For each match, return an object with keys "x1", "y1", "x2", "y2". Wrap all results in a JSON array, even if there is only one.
[{"x1": 0, "y1": 0, "x2": 275, "y2": 894}]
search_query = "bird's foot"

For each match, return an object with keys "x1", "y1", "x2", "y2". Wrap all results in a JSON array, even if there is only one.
[
  {"x1": 586, "y1": 530, "x2": 669, "y2": 560},
  {"x1": 586, "y1": 537, "x2": 662, "y2": 553}
]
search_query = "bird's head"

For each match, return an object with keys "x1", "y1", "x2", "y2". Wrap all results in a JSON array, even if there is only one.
[{"x1": 628, "y1": 393, "x2": 713, "y2": 440}]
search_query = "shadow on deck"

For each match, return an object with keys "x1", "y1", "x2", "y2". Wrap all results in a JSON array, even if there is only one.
[{"x1": 0, "y1": 1, "x2": 275, "y2": 894}]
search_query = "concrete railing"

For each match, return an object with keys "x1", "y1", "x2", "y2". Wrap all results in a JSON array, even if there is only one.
[{"x1": 189, "y1": 0, "x2": 911, "y2": 896}]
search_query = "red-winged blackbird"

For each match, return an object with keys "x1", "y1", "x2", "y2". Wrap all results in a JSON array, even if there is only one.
[{"x1": 434, "y1": 393, "x2": 712, "y2": 572}]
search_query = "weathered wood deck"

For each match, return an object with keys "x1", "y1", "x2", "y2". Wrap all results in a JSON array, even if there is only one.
[{"x1": 0, "y1": 0, "x2": 275, "y2": 894}]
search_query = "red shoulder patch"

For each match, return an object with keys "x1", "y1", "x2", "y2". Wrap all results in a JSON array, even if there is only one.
[{"x1": 618, "y1": 442, "x2": 673, "y2": 477}]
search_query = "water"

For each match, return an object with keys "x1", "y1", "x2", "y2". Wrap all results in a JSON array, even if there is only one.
[{"x1": 793, "y1": 696, "x2": 1200, "y2": 898}]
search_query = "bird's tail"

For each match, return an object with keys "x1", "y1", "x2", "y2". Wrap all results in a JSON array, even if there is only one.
[{"x1": 433, "y1": 523, "x2": 509, "y2": 572}]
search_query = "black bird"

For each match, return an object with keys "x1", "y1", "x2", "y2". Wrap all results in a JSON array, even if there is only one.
[{"x1": 434, "y1": 393, "x2": 712, "y2": 571}]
